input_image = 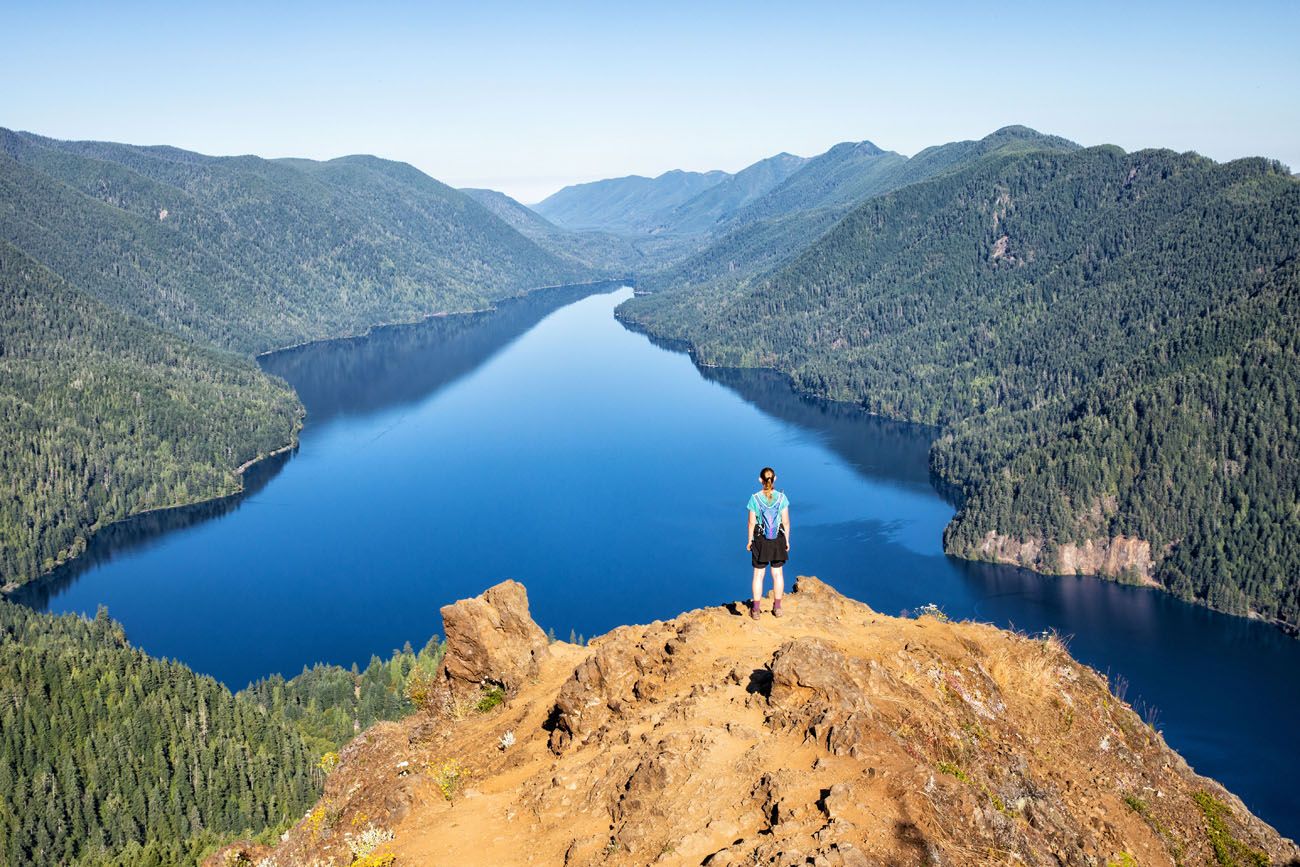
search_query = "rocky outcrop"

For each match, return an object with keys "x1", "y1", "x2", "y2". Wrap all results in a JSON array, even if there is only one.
[
  {"x1": 975, "y1": 531, "x2": 1156, "y2": 583},
  {"x1": 255, "y1": 577, "x2": 1298, "y2": 867},
  {"x1": 766, "y1": 636, "x2": 879, "y2": 758},
  {"x1": 439, "y1": 579, "x2": 549, "y2": 697}
]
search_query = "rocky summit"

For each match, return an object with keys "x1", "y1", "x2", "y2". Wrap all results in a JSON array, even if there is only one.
[{"x1": 219, "y1": 578, "x2": 1299, "y2": 866}]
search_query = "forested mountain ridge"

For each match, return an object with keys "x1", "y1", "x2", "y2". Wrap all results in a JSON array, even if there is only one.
[
  {"x1": 0, "y1": 241, "x2": 302, "y2": 587},
  {"x1": 0, "y1": 128, "x2": 591, "y2": 354},
  {"x1": 655, "y1": 151, "x2": 809, "y2": 234},
  {"x1": 713, "y1": 139, "x2": 906, "y2": 228},
  {"x1": 0, "y1": 127, "x2": 603, "y2": 591},
  {"x1": 619, "y1": 142, "x2": 1300, "y2": 627},
  {"x1": 641, "y1": 126, "x2": 1081, "y2": 293}
]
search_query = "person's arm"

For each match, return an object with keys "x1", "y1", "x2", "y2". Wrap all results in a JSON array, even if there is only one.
[
  {"x1": 746, "y1": 508, "x2": 756, "y2": 550},
  {"x1": 781, "y1": 505, "x2": 790, "y2": 551}
]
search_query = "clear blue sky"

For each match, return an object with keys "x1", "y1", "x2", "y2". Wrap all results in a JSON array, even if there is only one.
[{"x1": 3, "y1": 0, "x2": 1297, "y2": 202}]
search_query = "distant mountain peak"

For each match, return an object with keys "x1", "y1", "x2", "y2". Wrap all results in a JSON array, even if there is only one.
[
  {"x1": 825, "y1": 139, "x2": 887, "y2": 157},
  {"x1": 980, "y1": 125, "x2": 1081, "y2": 151}
]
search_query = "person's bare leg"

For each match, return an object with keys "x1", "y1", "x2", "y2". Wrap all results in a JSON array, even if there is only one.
[
  {"x1": 771, "y1": 566, "x2": 785, "y2": 616},
  {"x1": 752, "y1": 567, "x2": 766, "y2": 609}
]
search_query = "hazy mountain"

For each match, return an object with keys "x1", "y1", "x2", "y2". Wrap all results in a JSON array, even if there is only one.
[
  {"x1": 462, "y1": 186, "x2": 563, "y2": 236},
  {"x1": 531, "y1": 168, "x2": 730, "y2": 233},
  {"x1": 0, "y1": 128, "x2": 590, "y2": 354},
  {"x1": 461, "y1": 186, "x2": 653, "y2": 274},
  {"x1": 716, "y1": 139, "x2": 907, "y2": 227},
  {"x1": 620, "y1": 138, "x2": 1300, "y2": 627},
  {"x1": 653, "y1": 152, "x2": 809, "y2": 234}
]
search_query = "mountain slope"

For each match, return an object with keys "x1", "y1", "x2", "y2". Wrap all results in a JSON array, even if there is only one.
[
  {"x1": 0, "y1": 240, "x2": 301, "y2": 587},
  {"x1": 716, "y1": 139, "x2": 906, "y2": 228},
  {"x1": 619, "y1": 142, "x2": 1300, "y2": 626},
  {"x1": 0, "y1": 129, "x2": 590, "y2": 354},
  {"x1": 655, "y1": 152, "x2": 809, "y2": 234},
  {"x1": 0, "y1": 128, "x2": 602, "y2": 587},
  {"x1": 461, "y1": 186, "x2": 565, "y2": 237},
  {"x1": 646, "y1": 127, "x2": 1081, "y2": 292},
  {"x1": 229, "y1": 578, "x2": 1299, "y2": 867},
  {"x1": 532, "y1": 168, "x2": 729, "y2": 233},
  {"x1": 0, "y1": 598, "x2": 450, "y2": 867}
]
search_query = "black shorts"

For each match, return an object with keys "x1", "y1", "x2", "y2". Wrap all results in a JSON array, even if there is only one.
[{"x1": 751, "y1": 529, "x2": 788, "y2": 568}]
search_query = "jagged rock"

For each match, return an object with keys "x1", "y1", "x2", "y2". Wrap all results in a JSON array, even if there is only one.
[
  {"x1": 767, "y1": 637, "x2": 875, "y2": 755},
  {"x1": 769, "y1": 637, "x2": 869, "y2": 711},
  {"x1": 547, "y1": 621, "x2": 679, "y2": 752},
  {"x1": 820, "y1": 782, "x2": 856, "y2": 822},
  {"x1": 439, "y1": 579, "x2": 549, "y2": 696}
]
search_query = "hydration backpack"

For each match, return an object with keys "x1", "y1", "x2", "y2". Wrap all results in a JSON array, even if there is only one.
[{"x1": 756, "y1": 491, "x2": 785, "y2": 540}]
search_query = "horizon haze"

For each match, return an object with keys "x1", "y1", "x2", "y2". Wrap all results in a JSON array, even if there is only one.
[{"x1": 3, "y1": 0, "x2": 1297, "y2": 202}]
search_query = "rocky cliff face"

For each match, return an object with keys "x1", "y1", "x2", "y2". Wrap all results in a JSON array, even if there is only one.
[
  {"x1": 220, "y1": 578, "x2": 1297, "y2": 867},
  {"x1": 971, "y1": 532, "x2": 1157, "y2": 585}
]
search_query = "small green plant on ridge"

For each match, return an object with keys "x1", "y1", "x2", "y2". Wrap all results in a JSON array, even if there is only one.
[
  {"x1": 475, "y1": 684, "x2": 505, "y2": 713},
  {"x1": 936, "y1": 760, "x2": 969, "y2": 783}
]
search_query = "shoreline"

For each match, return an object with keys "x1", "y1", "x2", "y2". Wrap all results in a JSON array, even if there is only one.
[
  {"x1": 613, "y1": 306, "x2": 1300, "y2": 639},
  {"x1": 232, "y1": 440, "x2": 299, "y2": 476},
  {"x1": 2, "y1": 421, "x2": 303, "y2": 600},
  {"x1": 254, "y1": 277, "x2": 631, "y2": 360}
]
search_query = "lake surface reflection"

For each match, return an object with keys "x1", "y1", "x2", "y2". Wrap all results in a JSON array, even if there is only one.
[{"x1": 20, "y1": 284, "x2": 1299, "y2": 837}]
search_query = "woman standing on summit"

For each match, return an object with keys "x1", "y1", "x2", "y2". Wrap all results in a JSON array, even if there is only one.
[{"x1": 747, "y1": 466, "x2": 790, "y2": 619}]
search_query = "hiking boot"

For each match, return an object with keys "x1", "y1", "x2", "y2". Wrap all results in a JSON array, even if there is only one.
[{"x1": 772, "y1": 599, "x2": 783, "y2": 618}]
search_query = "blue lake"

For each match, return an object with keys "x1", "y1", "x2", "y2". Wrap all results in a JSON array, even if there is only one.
[{"x1": 17, "y1": 284, "x2": 1300, "y2": 838}]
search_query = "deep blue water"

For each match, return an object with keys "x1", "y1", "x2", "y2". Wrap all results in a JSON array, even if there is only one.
[{"x1": 17, "y1": 285, "x2": 1299, "y2": 837}]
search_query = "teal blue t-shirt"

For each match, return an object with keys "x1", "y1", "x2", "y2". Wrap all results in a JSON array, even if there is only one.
[{"x1": 747, "y1": 490, "x2": 789, "y2": 535}]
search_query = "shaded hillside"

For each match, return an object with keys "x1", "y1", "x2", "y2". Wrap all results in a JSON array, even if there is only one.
[
  {"x1": 619, "y1": 142, "x2": 1300, "y2": 627},
  {"x1": 0, "y1": 128, "x2": 589, "y2": 354},
  {"x1": 532, "y1": 168, "x2": 729, "y2": 233},
  {"x1": 227, "y1": 579, "x2": 1299, "y2": 867},
  {"x1": 0, "y1": 241, "x2": 301, "y2": 587},
  {"x1": 460, "y1": 187, "x2": 653, "y2": 273}
]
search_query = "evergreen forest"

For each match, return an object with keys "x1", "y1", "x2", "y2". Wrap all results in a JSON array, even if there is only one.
[{"x1": 0, "y1": 600, "x2": 442, "y2": 866}]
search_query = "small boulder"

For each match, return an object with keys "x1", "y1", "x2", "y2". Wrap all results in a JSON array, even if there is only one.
[
  {"x1": 439, "y1": 580, "x2": 549, "y2": 697},
  {"x1": 769, "y1": 638, "x2": 871, "y2": 715},
  {"x1": 819, "y1": 782, "x2": 857, "y2": 822}
]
